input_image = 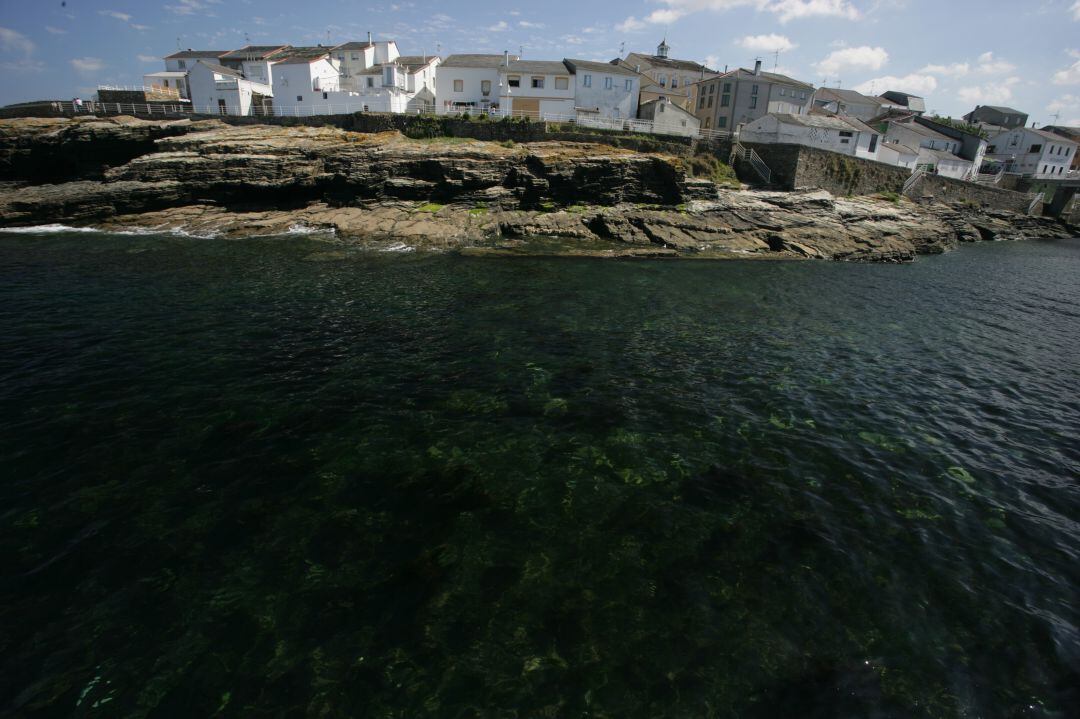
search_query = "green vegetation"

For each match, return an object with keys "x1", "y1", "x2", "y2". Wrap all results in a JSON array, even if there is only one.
[
  {"x1": 682, "y1": 153, "x2": 741, "y2": 188},
  {"x1": 468, "y1": 205, "x2": 488, "y2": 216},
  {"x1": 930, "y1": 116, "x2": 990, "y2": 139},
  {"x1": 826, "y1": 155, "x2": 863, "y2": 195},
  {"x1": 414, "y1": 203, "x2": 445, "y2": 213},
  {"x1": 879, "y1": 190, "x2": 901, "y2": 204}
]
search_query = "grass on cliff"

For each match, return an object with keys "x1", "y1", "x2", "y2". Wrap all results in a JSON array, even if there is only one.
[
  {"x1": 681, "y1": 154, "x2": 741, "y2": 189},
  {"x1": 414, "y1": 203, "x2": 445, "y2": 213}
]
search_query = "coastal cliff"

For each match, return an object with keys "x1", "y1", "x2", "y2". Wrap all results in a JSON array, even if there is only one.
[{"x1": 0, "y1": 116, "x2": 1073, "y2": 260}]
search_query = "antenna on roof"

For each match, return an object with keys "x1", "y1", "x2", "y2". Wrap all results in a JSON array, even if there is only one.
[
  {"x1": 519, "y1": 45, "x2": 524, "y2": 59},
  {"x1": 619, "y1": 41, "x2": 625, "y2": 56},
  {"x1": 244, "y1": 32, "x2": 250, "y2": 44},
  {"x1": 176, "y1": 36, "x2": 182, "y2": 50},
  {"x1": 773, "y1": 49, "x2": 779, "y2": 72}
]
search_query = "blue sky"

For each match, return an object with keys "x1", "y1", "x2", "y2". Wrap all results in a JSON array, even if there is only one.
[{"x1": 1, "y1": 0, "x2": 1079, "y2": 123}]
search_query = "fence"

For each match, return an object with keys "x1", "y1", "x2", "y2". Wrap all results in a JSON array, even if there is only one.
[{"x1": 29, "y1": 98, "x2": 732, "y2": 143}]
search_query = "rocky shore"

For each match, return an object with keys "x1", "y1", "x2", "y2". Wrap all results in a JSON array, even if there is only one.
[{"x1": 0, "y1": 116, "x2": 1073, "y2": 260}]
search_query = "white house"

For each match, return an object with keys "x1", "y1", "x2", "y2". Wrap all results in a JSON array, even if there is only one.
[
  {"x1": 985, "y1": 127, "x2": 1078, "y2": 179},
  {"x1": 271, "y1": 53, "x2": 361, "y2": 113},
  {"x1": 142, "y1": 71, "x2": 189, "y2": 99},
  {"x1": 187, "y1": 60, "x2": 272, "y2": 116},
  {"x1": 740, "y1": 113, "x2": 881, "y2": 161},
  {"x1": 564, "y1": 58, "x2": 641, "y2": 123},
  {"x1": 218, "y1": 45, "x2": 291, "y2": 83},
  {"x1": 436, "y1": 54, "x2": 517, "y2": 114},
  {"x1": 498, "y1": 60, "x2": 576, "y2": 119},
  {"x1": 163, "y1": 49, "x2": 228, "y2": 74},
  {"x1": 883, "y1": 119, "x2": 974, "y2": 177},
  {"x1": 353, "y1": 55, "x2": 440, "y2": 113},
  {"x1": 878, "y1": 141, "x2": 919, "y2": 170},
  {"x1": 637, "y1": 97, "x2": 700, "y2": 137},
  {"x1": 333, "y1": 36, "x2": 401, "y2": 91}
]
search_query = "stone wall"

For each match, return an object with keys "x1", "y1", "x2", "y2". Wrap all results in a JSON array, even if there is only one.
[
  {"x1": 745, "y1": 142, "x2": 910, "y2": 195},
  {"x1": 913, "y1": 173, "x2": 1035, "y2": 214}
]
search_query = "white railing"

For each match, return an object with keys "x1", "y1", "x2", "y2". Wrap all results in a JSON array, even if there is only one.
[
  {"x1": 1027, "y1": 192, "x2": 1044, "y2": 215},
  {"x1": 902, "y1": 168, "x2": 927, "y2": 195},
  {"x1": 730, "y1": 142, "x2": 771, "y2": 184},
  {"x1": 39, "y1": 99, "x2": 734, "y2": 143},
  {"x1": 975, "y1": 166, "x2": 1006, "y2": 186}
]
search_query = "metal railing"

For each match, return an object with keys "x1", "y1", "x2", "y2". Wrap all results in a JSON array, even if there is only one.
[
  {"x1": 730, "y1": 142, "x2": 771, "y2": 184},
  {"x1": 36, "y1": 98, "x2": 735, "y2": 143},
  {"x1": 1027, "y1": 192, "x2": 1044, "y2": 215},
  {"x1": 902, "y1": 168, "x2": 927, "y2": 196},
  {"x1": 975, "y1": 166, "x2": 1006, "y2": 186}
]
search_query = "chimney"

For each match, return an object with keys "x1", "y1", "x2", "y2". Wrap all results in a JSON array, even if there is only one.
[
  {"x1": 367, "y1": 31, "x2": 373, "y2": 44},
  {"x1": 754, "y1": 59, "x2": 762, "y2": 76},
  {"x1": 504, "y1": 50, "x2": 510, "y2": 67}
]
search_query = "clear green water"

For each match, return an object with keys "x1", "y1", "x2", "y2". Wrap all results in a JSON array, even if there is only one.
[{"x1": 1, "y1": 230, "x2": 1078, "y2": 718}]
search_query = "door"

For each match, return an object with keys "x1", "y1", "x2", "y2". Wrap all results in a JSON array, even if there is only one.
[
  {"x1": 218, "y1": 99, "x2": 227, "y2": 115},
  {"x1": 513, "y1": 98, "x2": 540, "y2": 120}
]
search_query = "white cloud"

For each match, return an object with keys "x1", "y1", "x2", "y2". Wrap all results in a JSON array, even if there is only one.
[
  {"x1": 562, "y1": 35, "x2": 586, "y2": 45},
  {"x1": 737, "y1": 33, "x2": 797, "y2": 52},
  {"x1": 99, "y1": 10, "x2": 132, "y2": 22},
  {"x1": 815, "y1": 45, "x2": 888, "y2": 75},
  {"x1": 705, "y1": 54, "x2": 721, "y2": 69},
  {"x1": 853, "y1": 73, "x2": 938, "y2": 97},
  {"x1": 771, "y1": 0, "x2": 859, "y2": 22},
  {"x1": 137, "y1": 54, "x2": 159, "y2": 63},
  {"x1": 71, "y1": 57, "x2": 105, "y2": 75},
  {"x1": 45, "y1": 25, "x2": 68, "y2": 35},
  {"x1": 617, "y1": 0, "x2": 858, "y2": 32},
  {"x1": 1047, "y1": 94, "x2": 1080, "y2": 115},
  {"x1": 518, "y1": 21, "x2": 545, "y2": 28},
  {"x1": 920, "y1": 61, "x2": 970, "y2": 77},
  {"x1": 1071, "y1": 1, "x2": 1080, "y2": 20},
  {"x1": 1052, "y1": 51, "x2": 1080, "y2": 85},
  {"x1": 0, "y1": 26, "x2": 36, "y2": 57},
  {"x1": 975, "y1": 51, "x2": 1015, "y2": 75},
  {"x1": 487, "y1": 21, "x2": 509, "y2": 32},
  {"x1": 165, "y1": 0, "x2": 221, "y2": 16},
  {"x1": 957, "y1": 77, "x2": 1020, "y2": 105},
  {"x1": 131, "y1": 24, "x2": 151, "y2": 31}
]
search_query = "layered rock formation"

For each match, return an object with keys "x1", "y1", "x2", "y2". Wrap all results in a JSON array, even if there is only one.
[{"x1": 0, "y1": 116, "x2": 1073, "y2": 260}]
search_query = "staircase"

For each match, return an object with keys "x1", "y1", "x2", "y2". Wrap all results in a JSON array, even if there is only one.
[
  {"x1": 975, "y1": 167, "x2": 1006, "y2": 186},
  {"x1": 731, "y1": 142, "x2": 773, "y2": 185},
  {"x1": 1027, "y1": 192, "x2": 1044, "y2": 215},
  {"x1": 902, "y1": 168, "x2": 927, "y2": 197}
]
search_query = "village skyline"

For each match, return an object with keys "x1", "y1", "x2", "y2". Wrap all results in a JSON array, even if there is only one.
[{"x1": 1, "y1": 0, "x2": 1079, "y2": 123}]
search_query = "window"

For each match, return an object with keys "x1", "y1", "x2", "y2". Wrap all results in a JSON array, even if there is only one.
[
  {"x1": 708, "y1": 84, "x2": 714, "y2": 94},
  {"x1": 699, "y1": 96, "x2": 706, "y2": 110},
  {"x1": 659, "y1": 74, "x2": 666, "y2": 87},
  {"x1": 351, "y1": 53, "x2": 360, "y2": 61},
  {"x1": 625, "y1": 79, "x2": 632, "y2": 91},
  {"x1": 1067, "y1": 148, "x2": 1072, "y2": 157},
  {"x1": 555, "y1": 76, "x2": 569, "y2": 90},
  {"x1": 721, "y1": 94, "x2": 730, "y2": 107},
  {"x1": 531, "y1": 76, "x2": 544, "y2": 89},
  {"x1": 779, "y1": 88, "x2": 786, "y2": 96},
  {"x1": 707, "y1": 96, "x2": 713, "y2": 109},
  {"x1": 368, "y1": 77, "x2": 376, "y2": 88},
  {"x1": 869, "y1": 134, "x2": 878, "y2": 152},
  {"x1": 671, "y1": 76, "x2": 678, "y2": 88},
  {"x1": 481, "y1": 80, "x2": 491, "y2": 96},
  {"x1": 723, "y1": 82, "x2": 731, "y2": 92},
  {"x1": 704, "y1": 118, "x2": 711, "y2": 128},
  {"x1": 1009, "y1": 135, "x2": 1019, "y2": 147},
  {"x1": 840, "y1": 131, "x2": 853, "y2": 144},
  {"x1": 453, "y1": 79, "x2": 463, "y2": 92},
  {"x1": 717, "y1": 117, "x2": 727, "y2": 128},
  {"x1": 749, "y1": 96, "x2": 757, "y2": 109},
  {"x1": 751, "y1": 84, "x2": 759, "y2": 96},
  {"x1": 604, "y1": 76, "x2": 612, "y2": 89},
  {"x1": 583, "y1": 74, "x2": 592, "y2": 87},
  {"x1": 508, "y1": 75, "x2": 520, "y2": 88},
  {"x1": 1043, "y1": 165, "x2": 1048, "y2": 173},
  {"x1": 323, "y1": 92, "x2": 328, "y2": 100},
  {"x1": 1031, "y1": 144, "x2": 1042, "y2": 153},
  {"x1": 297, "y1": 95, "x2": 303, "y2": 102}
]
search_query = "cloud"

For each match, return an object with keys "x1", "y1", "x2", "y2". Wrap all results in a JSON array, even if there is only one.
[
  {"x1": 71, "y1": 57, "x2": 105, "y2": 75},
  {"x1": 45, "y1": 25, "x2": 68, "y2": 35},
  {"x1": 705, "y1": 54, "x2": 721, "y2": 69},
  {"x1": 617, "y1": 0, "x2": 858, "y2": 32},
  {"x1": 1072, "y1": 1, "x2": 1080, "y2": 20},
  {"x1": 1047, "y1": 94, "x2": 1080, "y2": 115},
  {"x1": 137, "y1": 54, "x2": 159, "y2": 63},
  {"x1": 99, "y1": 10, "x2": 132, "y2": 22},
  {"x1": 853, "y1": 73, "x2": 937, "y2": 96},
  {"x1": 131, "y1": 24, "x2": 151, "y2": 31},
  {"x1": 737, "y1": 33, "x2": 797, "y2": 52},
  {"x1": 974, "y1": 51, "x2": 1015, "y2": 75},
  {"x1": 957, "y1": 77, "x2": 1020, "y2": 105},
  {"x1": 519, "y1": 21, "x2": 545, "y2": 28},
  {"x1": 0, "y1": 26, "x2": 36, "y2": 57},
  {"x1": 815, "y1": 45, "x2": 888, "y2": 75},
  {"x1": 562, "y1": 35, "x2": 586, "y2": 45},
  {"x1": 165, "y1": 0, "x2": 221, "y2": 16},
  {"x1": 920, "y1": 61, "x2": 970, "y2": 77},
  {"x1": 1052, "y1": 51, "x2": 1080, "y2": 85},
  {"x1": 487, "y1": 21, "x2": 509, "y2": 32}
]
